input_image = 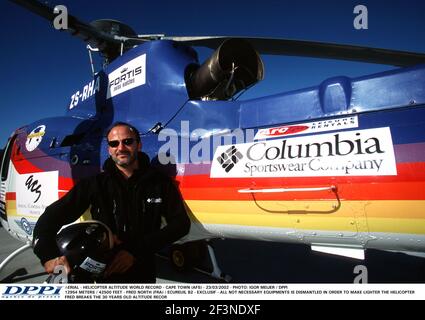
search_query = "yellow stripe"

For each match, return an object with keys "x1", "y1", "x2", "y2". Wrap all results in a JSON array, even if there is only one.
[
  {"x1": 364, "y1": 201, "x2": 425, "y2": 219},
  {"x1": 186, "y1": 200, "x2": 425, "y2": 234},
  {"x1": 27, "y1": 132, "x2": 45, "y2": 139},
  {"x1": 7, "y1": 198, "x2": 425, "y2": 235},
  {"x1": 6, "y1": 200, "x2": 17, "y2": 216},
  {"x1": 186, "y1": 200, "x2": 355, "y2": 231},
  {"x1": 6, "y1": 200, "x2": 93, "y2": 221},
  {"x1": 367, "y1": 218, "x2": 425, "y2": 234}
]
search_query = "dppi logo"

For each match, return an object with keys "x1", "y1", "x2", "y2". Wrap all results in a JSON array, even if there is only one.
[{"x1": 2, "y1": 286, "x2": 62, "y2": 298}]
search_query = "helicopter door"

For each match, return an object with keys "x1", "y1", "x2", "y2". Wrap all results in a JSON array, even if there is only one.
[{"x1": 0, "y1": 134, "x2": 17, "y2": 224}]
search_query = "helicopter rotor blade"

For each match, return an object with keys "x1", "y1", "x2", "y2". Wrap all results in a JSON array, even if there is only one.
[
  {"x1": 9, "y1": 0, "x2": 143, "y2": 51},
  {"x1": 10, "y1": 1, "x2": 425, "y2": 67},
  {"x1": 165, "y1": 36, "x2": 425, "y2": 67}
]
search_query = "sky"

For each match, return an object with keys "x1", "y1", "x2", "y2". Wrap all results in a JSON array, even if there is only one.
[{"x1": 0, "y1": 0, "x2": 425, "y2": 145}]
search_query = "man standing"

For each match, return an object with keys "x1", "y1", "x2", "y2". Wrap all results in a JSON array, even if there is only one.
[{"x1": 33, "y1": 122, "x2": 190, "y2": 282}]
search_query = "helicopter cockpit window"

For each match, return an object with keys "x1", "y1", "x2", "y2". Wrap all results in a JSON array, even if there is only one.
[{"x1": 1, "y1": 135, "x2": 17, "y2": 182}]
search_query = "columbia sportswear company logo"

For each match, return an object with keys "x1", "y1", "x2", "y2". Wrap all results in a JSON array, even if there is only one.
[
  {"x1": 217, "y1": 146, "x2": 243, "y2": 172},
  {"x1": 211, "y1": 127, "x2": 397, "y2": 178}
]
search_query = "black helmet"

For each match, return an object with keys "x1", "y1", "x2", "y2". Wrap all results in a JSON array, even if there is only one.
[{"x1": 56, "y1": 220, "x2": 114, "y2": 281}]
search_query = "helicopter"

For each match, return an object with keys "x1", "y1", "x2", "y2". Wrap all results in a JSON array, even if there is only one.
[{"x1": 1, "y1": 0, "x2": 425, "y2": 282}]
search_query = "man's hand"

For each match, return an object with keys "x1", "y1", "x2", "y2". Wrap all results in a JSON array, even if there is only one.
[
  {"x1": 44, "y1": 256, "x2": 71, "y2": 274},
  {"x1": 104, "y1": 250, "x2": 135, "y2": 277}
]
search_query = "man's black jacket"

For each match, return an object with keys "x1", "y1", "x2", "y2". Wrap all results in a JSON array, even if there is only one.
[{"x1": 33, "y1": 152, "x2": 190, "y2": 280}]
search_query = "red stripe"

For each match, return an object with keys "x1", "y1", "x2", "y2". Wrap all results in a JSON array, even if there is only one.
[
  {"x1": 6, "y1": 192, "x2": 16, "y2": 200},
  {"x1": 12, "y1": 156, "x2": 43, "y2": 174},
  {"x1": 11, "y1": 149, "x2": 75, "y2": 191},
  {"x1": 180, "y1": 181, "x2": 425, "y2": 201},
  {"x1": 59, "y1": 177, "x2": 75, "y2": 191},
  {"x1": 59, "y1": 192, "x2": 68, "y2": 199},
  {"x1": 9, "y1": 150, "x2": 425, "y2": 201},
  {"x1": 179, "y1": 162, "x2": 425, "y2": 201}
]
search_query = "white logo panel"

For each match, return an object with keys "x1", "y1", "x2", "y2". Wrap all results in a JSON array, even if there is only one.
[
  {"x1": 211, "y1": 127, "x2": 397, "y2": 178},
  {"x1": 107, "y1": 54, "x2": 146, "y2": 98},
  {"x1": 16, "y1": 171, "x2": 59, "y2": 216}
]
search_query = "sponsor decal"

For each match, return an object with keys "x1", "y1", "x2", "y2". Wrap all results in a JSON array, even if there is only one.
[
  {"x1": 79, "y1": 257, "x2": 106, "y2": 274},
  {"x1": 14, "y1": 217, "x2": 36, "y2": 235},
  {"x1": 254, "y1": 116, "x2": 358, "y2": 140},
  {"x1": 146, "y1": 197, "x2": 163, "y2": 204},
  {"x1": 25, "y1": 125, "x2": 46, "y2": 152},
  {"x1": 107, "y1": 54, "x2": 146, "y2": 98},
  {"x1": 16, "y1": 171, "x2": 58, "y2": 216},
  {"x1": 69, "y1": 77, "x2": 100, "y2": 110},
  {"x1": 211, "y1": 127, "x2": 397, "y2": 178}
]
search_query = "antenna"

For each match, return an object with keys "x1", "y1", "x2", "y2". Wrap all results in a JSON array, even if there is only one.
[{"x1": 86, "y1": 45, "x2": 99, "y2": 77}]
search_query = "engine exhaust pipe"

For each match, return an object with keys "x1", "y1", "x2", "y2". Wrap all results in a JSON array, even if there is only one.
[{"x1": 187, "y1": 39, "x2": 264, "y2": 100}]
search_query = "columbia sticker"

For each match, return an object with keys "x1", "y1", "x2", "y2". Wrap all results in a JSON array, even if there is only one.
[{"x1": 211, "y1": 127, "x2": 397, "y2": 178}]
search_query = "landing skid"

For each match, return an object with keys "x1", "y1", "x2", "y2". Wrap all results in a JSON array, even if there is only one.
[
  {"x1": 1, "y1": 267, "x2": 28, "y2": 283},
  {"x1": 163, "y1": 240, "x2": 232, "y2": 282},
  {"x1": 0, "y1": 242, "x2": 32, "y2": 283},
  {"x1": 192, "y1": 244, "x2": 232, "y2": 282}
]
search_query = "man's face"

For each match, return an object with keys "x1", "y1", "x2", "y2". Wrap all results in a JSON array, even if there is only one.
[{"x1": 107, "y1": 125, "x2": 141, "y2": 167}]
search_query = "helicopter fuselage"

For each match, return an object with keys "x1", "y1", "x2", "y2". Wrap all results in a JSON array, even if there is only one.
[{"x1": 1, "y1": 40, "x2": 425, "y2": 260}]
